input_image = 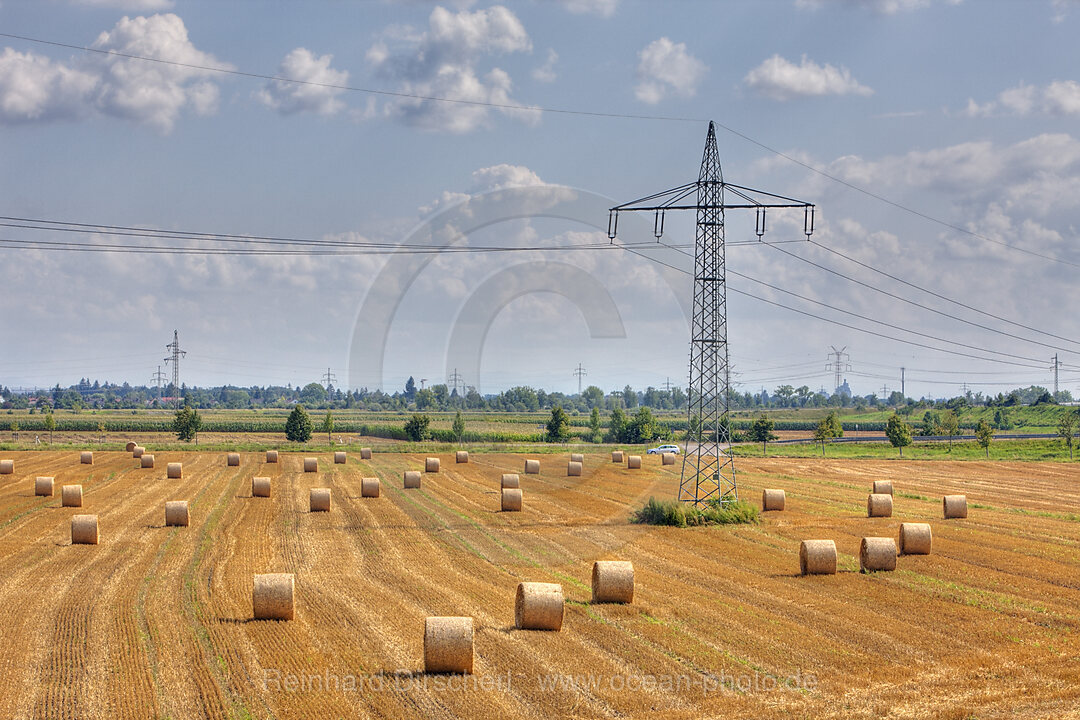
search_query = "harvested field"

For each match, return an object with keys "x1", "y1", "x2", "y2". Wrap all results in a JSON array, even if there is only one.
[{"x1": 0, "y1": 450, "x2": 1077, "y2": 718}]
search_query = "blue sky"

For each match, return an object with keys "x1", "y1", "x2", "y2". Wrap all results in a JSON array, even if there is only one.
[{"x1": 1, "y1": 0, "x2": 1078, "y2": 399}]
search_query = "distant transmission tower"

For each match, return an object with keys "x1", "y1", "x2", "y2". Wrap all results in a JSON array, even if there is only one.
[
  {"x1": 573, "y1": 363, "x2": 587, "y2": 395},
  {"x1": 825, "y1": 346, "x2": 851, "y2": 394},
  {"x1": 151, "y1": 365, "x2": 166, "y2": 404},
  {"x1": 164, "y1": 330, "x2": 186, "y2": 409},
  {"x1": 609, "y1": 121, "x2": 815, "y2": 506},
  {"x1": 448, "y1": 368, "x2": 464, "y2": 403},
  {"x1": 322, "y1": 367, "x2": 338, "y2": 396},
  {"x1": 1052, "y1": 354, "x2": 1060, "y2": 396}
]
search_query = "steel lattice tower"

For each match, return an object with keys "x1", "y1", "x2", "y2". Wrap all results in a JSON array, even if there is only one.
[{"x1": 608, "y1": 122, "x2": 816, "y2": 505}]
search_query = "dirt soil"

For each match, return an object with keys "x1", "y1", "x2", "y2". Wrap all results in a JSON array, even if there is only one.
[{"x1": 0, "y1": 450, "x2": 1077, "y2": 719}]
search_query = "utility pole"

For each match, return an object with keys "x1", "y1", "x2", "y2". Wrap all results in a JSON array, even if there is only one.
[
  {"x1": 1052, "y1": 354, "x2": 1060, "y2": 396},
  {"x1": 151, "y1": 366, "x2": 166, "y2": 405},
  {"x1": 609, "y1": 121, "x2": 815, "y2": 506},
  {"x1": 164, "y1": 330, "x2": 186, "y2": 409},
  {"x1": 825, "y1": 346, "x2": 851, "y2": 395},
  {"x1": 901, "y1": 366, "x2": 906, "y2": 399},
  {"x1": 573, "y1": 363, "x2": 587, "y2": 395},
  {"x1": 448, "y1": 368, "x2": 464, "y2": 403}
]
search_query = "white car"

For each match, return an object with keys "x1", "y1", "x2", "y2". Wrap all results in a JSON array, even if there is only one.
[{"x1": 647, "y1": 444, "x2": 681, "y2": 455}]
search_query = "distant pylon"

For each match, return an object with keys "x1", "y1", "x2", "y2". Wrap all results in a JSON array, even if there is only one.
[
  {"x1": 573, "y1": 363, "x2": 587, "y2": 395},
  {"x1": 609, "y1": 121, "x2": 815, "y2": 506},
  {"x1": 825, "y1": 346, "x2": 850, "y2": 395},
  {"x1": 164, "y1": 330, "x2": 186, "y2": 409}
]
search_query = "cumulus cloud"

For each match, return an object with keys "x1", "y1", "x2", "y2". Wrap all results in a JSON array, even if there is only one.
[
  {"x1": 964, "y1": 80, "x2": 1080, "y2": 117},
  {"x1": 366, "y1": 5, "x2": 538, "y2": 132},
  {"x1": 633, "y1": 37, "x2": 706, "y2": 105},
  {"x1": 71, "y1": 0, "x2": 174, "y2": 9},
  {"x1": 257, "y1": 48, "x2": 349, "y2": 116},
  {"x1": 744, "y1": 54, "x2": 872, "y2": 100},
  {"x1": 0, "y1": 13, "x2": 229, "y2": 132},
  {"x1": 532, "y1": 48, "x2": 558, "y2": 83},
  {"x1": 795, "y1": 0, "x2": 960, "y2": 13},
  {"x1": 556, "y1": 0, "x2": 618, "y2": 16}
]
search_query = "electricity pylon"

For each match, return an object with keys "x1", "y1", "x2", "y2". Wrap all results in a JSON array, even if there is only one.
[{"x1": 608, "y1": 121, "x2": 815, "y2": 506}]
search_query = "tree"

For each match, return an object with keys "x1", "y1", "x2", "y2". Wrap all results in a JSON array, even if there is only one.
[
  {"x1": 285, "y1": 405, "x2": 314, "y2": 442},
  {"x1": 748, "y1": 413, "x2": 778, "y2": 456},
  {"x1": 1057, "y1": 411, "x2": 1076, "y2": 460},
  {"x1": 588, "y1": 406, "x2": 602, "y2": 443},
  {"x1": 452, "y1": 410, "x2": 466, "y2": 443},
  {"x1": 173, "y1": 403, "x2": 202, "y2": 443},
  {"x1": 319, "y1": 410, "x2": 334, "y2": 444},
  {"x1": 97, "y1": 420, "x2": 106, "y2": 444},
  {"x1": 939, "y1": 410, "x2": 959, "y2": 451},
  {"x1": 546, "y1": 405, "x2": 571, "y2": 443},
  {"x1": 404, "y1": 413, "x2": 430, "y2": 442},
  {"x1": 885, "y1": 413, "x2": 912, "y2": 458},
  {"x1": 622, "y1": 385, "x2": 638, "y2": 409},
  {"x1": 10, "y1": 420, "x2": 18, "y2": 442},
  {"x1": 625, "y1": 407, "x2": 658, "y2": 444},
  {"x1": 43, "y1": 412, "x2": 56, "y2": 443},
  {"x1": 300, "y1": 382, "x2": 329, "y2": 407},
  {"x1": 919, "y1": 410, "x2": 942, "y2": 437},
  {"x1": 607, "y1": 406, "x2": 628, "y2": 443},
  {"x1": 415, "y1": 388, "x2": 436, "y2": 410},
  {"x1": 581, "y1": 385, "x2": 605, "y2": 409},
  {"x1": 405, "y1": 376, "x2": 417, "y2": 399},
  {"x1": 975, "y1": 419, "x2": 994, "y2": 459},
  {"x1": 813, "y1": 419, "x2": 831, "y2": 456},
  {"x1": 824, "y1": 411, "x2": 843, "y2": 438}
]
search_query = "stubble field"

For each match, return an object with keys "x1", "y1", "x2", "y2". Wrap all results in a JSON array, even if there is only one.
[{"x1": 0, "y1": 449, "x2": 1077, "y2": 719}]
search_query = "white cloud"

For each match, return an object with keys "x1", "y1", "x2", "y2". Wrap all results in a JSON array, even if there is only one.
[
  {"x1": 963, "y1": 80, "x2": 1080, "y2": 117},
  {"x1": 0, "y1": 13, "x2": 229, "y2": 132},
  {"x1": 556, "y1": 0, "x2": 618, "y2": 17},
  {"x1": 366, "y1": 5, "x2": 538, "y2": 132},
  {"x1": 744, "y1": 54, "x2": 872, "y2": 100},
  {"x1": 257, "y1": 48, "x2": 349, "y2": 116},
  {"x1": 795, "y1": 0, "x2": 960, "y2": 13},
  {"x1": 633, "y1": 37, "x2": 706, "y2": 105},
  {"x1": 532, "y1": 48, "x2": 558, "y2": 83}
]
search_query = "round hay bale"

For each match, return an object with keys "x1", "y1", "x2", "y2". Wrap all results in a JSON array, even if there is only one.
[
  {"x1": 227, "y1": 453, "x2": 240, "y2": 467},
  {"x1": 34, "y1": 476, "x2": 54, "y2": 497},
  {"x1": 943, "y1": 494, "x2": 967, "y2": 519},
  {"x1": 872, "y1": 480, "x2": 893, "y2": 495},
  {"x1": 524, "y1": 459, "x2": 540, "y2": 474},
  {"x1": 501, "y1": 488, "x2": 522, "y2": 512},
  {"x1": 899, "y1": 522, "x2": 932, "y2": 555},
  {"x1": 592, "y1": 560, "x2": 634, "y2": 603},
  {"x1": 500, "y1": 473, "x2": 520, "y2": 489},
  {"x1": 309, "y1": 488, "x2": 331, "y2": 512},
  {"x1": 132, "y1": 446, "x2": 145, "y2": 458},
  {"x1": 762, "y1": 489, "x2": 786, "y2": 511},
  {"x1": 426, "y1": 457, "x2": 441, "y2": 472},
  {"x1": 253, "y1": 573, "x2": 294, "y2": 620},
  {"x1": 61, "y1": 484, "x2": 83, "y2": 507},
  {"x1": 165, "y1": 500, "x2": 189, "y2": 527},
  {"x1": 515, "y1": 582, "x2": 564, "y2": 631},
  {"x1": 141, "y1": 454, "x2": 155, "y2": 469},
  {"x1": 403, "y1": 470, "x2": 421, "y2": 489},
  {"x1": 125, "y1": 441, "x2": 137, "y2": 453},
  {"x1": 570, "y1": 453, "x2": 584, "y2": 464},
  {"x1": 0, "y1": 459, "x2": 12, "y2": 474},
  {"x1": 265, "y1": 450, "x2": 279, "y2": 464},
  {"x1": 80, "y1": 451, "x2": 93, "y2": 465},
  {"x1": 567, "y1": 461, "x2": 582, "y2": 477},
  {"x1": 167, "y1": 462, "x2": 183, "y2": 479},
  {"x1": 303, "y1": 457, "x2": 317, "y2": 473},
  {"x1": 799, "y1": 540, "x2": 837, "y2": 575},
  {"x1": 661, "y1": 452, "x2": 676, "y2": 466},
  {"x1": 361, "y1": 477, "x2": 381, "y2": 498},
  {"x1": 424, "y1": 616, "x2": 473, "y2": 674},
  {"x1": 360, "y1": 448, "x2": 372, "y2": 460},
  {"x1": 611, "y1": 451, "x2": 624, "y2": 463},
  {"x1": 627, "y1": 455, "x2": 642, "y2": 470},
  {"x1": 456, "y1": 451, "x2": 469, "y2": 464},
  {"x1": 71, "y1": 514, "x2": 98, "y2": 545},
  {"x1": 252, "y1": 477, "x2": 271, "y2": 498},
  {"x1": 867, "y1": 493, "x2": 893, "y2": 518},
  {"x1": 334, "y1": 452, "x2": 346, "y2": 464},
  {"x1": 860, "y1": 537, "x2": 897, "y2": 572}
]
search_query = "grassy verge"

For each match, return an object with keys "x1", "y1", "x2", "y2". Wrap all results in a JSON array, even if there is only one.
[
  {"x1": 631, "y1": 497, "x2": 759, "y2": 527},
  {"x1": 736, "y1": 438, "x2": 1078, "y2": 462}
]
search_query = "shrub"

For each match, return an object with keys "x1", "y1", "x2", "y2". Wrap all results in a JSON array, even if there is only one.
[{"x1": 631, "y1": 496, "x2": 759, "y2": 527}]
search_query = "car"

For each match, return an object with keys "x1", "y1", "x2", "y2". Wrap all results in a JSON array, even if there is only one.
[{"x1": 647, "y1": 444, "x2": 681, "y2": 455}]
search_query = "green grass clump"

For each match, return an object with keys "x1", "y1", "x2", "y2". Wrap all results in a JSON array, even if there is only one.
[{"x1": 631, "y1": 496, "x2": 759, "y2": 527}]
